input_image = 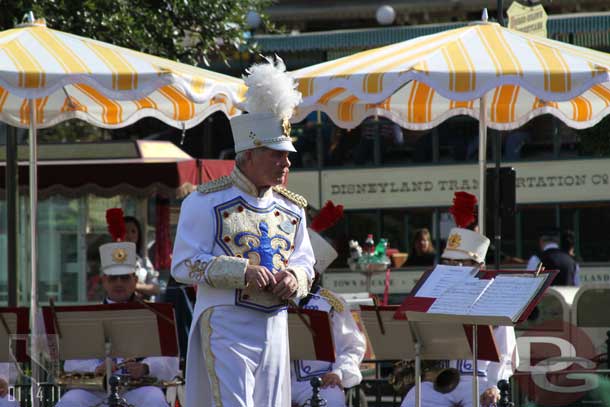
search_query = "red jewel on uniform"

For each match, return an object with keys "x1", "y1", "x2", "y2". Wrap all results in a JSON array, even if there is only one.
[
  {"x1": 291, "y1": 219, "x2": 297, "y2": 225},
  {"x1": 224, "y1": 236, "x2": 231, "y2": 242},
  {"x1": 283, "y1": 259, "x2": 289, "y2": 265},
  {"x1": 291, "y1": 245, "x2": 295, "y2": 250},
  {"x1": 237, "y1": 206, "x2": 244, "y2": 212},
  {"x1": 274, "y1": 211, "x2": 280, "y2": 217},
  {"x1": 223, "y1": 212, "x2": 229, "y2": 218}
]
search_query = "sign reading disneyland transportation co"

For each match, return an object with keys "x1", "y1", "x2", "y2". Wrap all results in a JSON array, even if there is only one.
[
  {"x1": 507, "y1": 1, "x2": 548, "y2": 37},
  {"x1": 288, "y1": 159, "x2": 610, "y2": 209}
]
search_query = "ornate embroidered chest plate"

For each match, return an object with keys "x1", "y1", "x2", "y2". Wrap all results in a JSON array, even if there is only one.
[{"x1": 214, "y1": 197, "x2": 301, "y2": 312}]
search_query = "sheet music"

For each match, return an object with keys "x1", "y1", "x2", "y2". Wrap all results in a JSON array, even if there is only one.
[
  {"x1": 416, "y1": 265, "x2": 477, "y2": 298},
  {"x1": 427, "y1": 277, "x2": 493, "y2": 315},
  {"x1": 469, "y1": 275, "x2": 546, "y2": 320}
]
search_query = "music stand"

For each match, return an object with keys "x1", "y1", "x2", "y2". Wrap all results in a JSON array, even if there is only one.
[
  {"x1": 288, "y1": 308, "x2": 335, "y2": 362},
  {"x1": 41, "y1": 303, "x2": 178, "y2": 405},
  {"x1": 0, "y1": 307, "x2": 29, "y2": 363},
  {"x1": 359, "y1": 305, "x2": 499, "y2": 407}
]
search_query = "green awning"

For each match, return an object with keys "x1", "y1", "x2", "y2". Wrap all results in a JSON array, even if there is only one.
[{"x1": 252, "y1": 12, "x2": 610, "y2": 52}]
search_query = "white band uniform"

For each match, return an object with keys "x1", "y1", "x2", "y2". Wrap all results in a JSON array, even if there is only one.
[
  {"x1": 171, "y1": 167, "x2": 315, "y2": 407},
  {"x1": 291, "y1": 286, "x2": 366, "y2": 407}
]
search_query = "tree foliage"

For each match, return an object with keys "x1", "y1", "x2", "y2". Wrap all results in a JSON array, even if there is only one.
[{"x1": 0, "y1": 0, "x2": 273, "y2": 65}]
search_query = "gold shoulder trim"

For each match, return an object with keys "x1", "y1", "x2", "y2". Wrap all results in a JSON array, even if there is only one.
[
  {"x1": 319, "y1": 288, "x2": 345, "y2": 313},
  {"x1": 197, "y1": 176, "x2": 233, "y2": 194},
  {"x1": 272, "y1": 186, "x2": 307, "y2": 208}
]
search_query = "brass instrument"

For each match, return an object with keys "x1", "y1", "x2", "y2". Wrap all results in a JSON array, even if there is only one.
[
  {"x1": 56, "y1": 371, "x2": 184, "y2": 392},
  {"x1": 56, "y1": 372, "x2": 105, "y2": 392},
  {"x1": 387, "y1": 360, "x2": 460, "y2": 396}
]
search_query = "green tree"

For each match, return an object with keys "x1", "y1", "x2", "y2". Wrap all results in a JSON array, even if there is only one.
[{"x1": 0, "y1": 0, "x2": 273, "y2": 66}]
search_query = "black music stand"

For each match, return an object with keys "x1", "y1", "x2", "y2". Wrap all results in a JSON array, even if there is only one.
[
  {"x1": 0, "y1": 307, "x2": 29, "y2": 363},
  {"x1": 359, "y1": 305, "x2": 499, "y2": 407},
  {"x1": 288, "y1": 308, "x2": 335, "y2": 362},
  {"x1": 41, "y1": 303, "x2": 178, "y2": 406}
]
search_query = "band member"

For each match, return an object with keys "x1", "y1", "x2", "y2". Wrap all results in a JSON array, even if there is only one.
[
  {"x1": 171, "y1": 57, "x2": 315, "y2": 407},
  {"x1": 0, "y1": 363, "x2": 18, "y2": 407},
  {"x1": 401, "y1": 192, "x2": 517, "y2": 407},
  {"x1": 291, "y1": 205, "x2": 366, "y2": 407},
  {"x1": 56, "y1": 209, "x2": 179, "y2": 407}
]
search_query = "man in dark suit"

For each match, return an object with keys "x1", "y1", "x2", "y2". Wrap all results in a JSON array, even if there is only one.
[{"x1": 531, "y1": 229, "x2": 578, "y2": 286}]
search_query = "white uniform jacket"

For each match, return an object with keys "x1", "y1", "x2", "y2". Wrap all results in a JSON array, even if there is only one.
[
  {"x1": 171, "y1": 167, "x2": 315, "y2": 407},
  {"x1": 401, "y1": 325, "x2": 517, "y2": 407},
  {"x1": 448, "y1": 325, "x2": 517, "y2": 386},
  {"x1": 292, "y1": 286, "x2": 366, "y2": 389}
]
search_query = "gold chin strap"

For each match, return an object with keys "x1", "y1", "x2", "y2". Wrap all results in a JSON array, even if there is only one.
[{"x1": 443, "y1": 247, "x2": 482, "y2": 263}]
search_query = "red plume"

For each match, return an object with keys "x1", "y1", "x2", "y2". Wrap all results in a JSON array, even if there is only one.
[
  {"x1": 106, "y1": 208, "x2": 126, "y2": 241},
  {"x1": 449, "y1": 192, "x2": 477, "y2": 229},
  {"x1": 310, "y1": 200, "x2": 344, "y2": 233}
]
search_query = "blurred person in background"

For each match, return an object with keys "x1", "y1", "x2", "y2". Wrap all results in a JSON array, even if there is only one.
[
  {"x1": 407, "y1": 228, "x2": 436, "y2": 267},
  {"x1": 124, "y1": 216, "x2": 161, "y2": 301},
  {"x1": 561, "y1": 229, "x2": 581, "y2": 285}
]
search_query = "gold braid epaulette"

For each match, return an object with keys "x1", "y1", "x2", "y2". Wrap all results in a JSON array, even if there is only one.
[
  {"x1": 197, "y1": 176, "x2": 233, "y2": 194},
  {"x1": 319, "y1": 288, "x2": 345, "y2": 313},
  {"x1": 272, "y1": 186, "x2": 307, "y2": 208}
]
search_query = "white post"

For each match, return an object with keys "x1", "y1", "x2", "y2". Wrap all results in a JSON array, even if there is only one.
[
  {"x1": 478, "y1": 94, "x2": 488, "y2": 234},
  {"x1": 472, "y1": 324, "x2": 479, "y2": 407},
  {"x1": 28, "y1": 99, "x2": 40, "y2": 407},
  {"x1": 415, "y1": 341, "x2": 421, "y2": 407}
]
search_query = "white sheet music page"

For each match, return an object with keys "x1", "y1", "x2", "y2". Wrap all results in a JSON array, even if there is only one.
[
  {"x1": 469, "y1": 275, "x2": 546, "y2": 320},
  {"x1": 426, "y1": 277, "x2": 493, "y2": 315},
  {"x1": 416, "y1": 265, "x2": 476, "y2": 298}
]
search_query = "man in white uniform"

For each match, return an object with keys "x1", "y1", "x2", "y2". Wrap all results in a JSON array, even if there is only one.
[
  {"x1": 56, "y1": 238, "x2": 179, "y2": 407},
  {"x1": 0, "y1": 363, "x2": 18, "y2": 407},
  {"x1": 402, "y1": 192, "x2": 517, "y2": 407},
  {"x1": 291, "y1": 230, "x2": 366, "y2": 407},
  {"x1": 171, "y1": 58, "x2": 314, "y2": 407}
]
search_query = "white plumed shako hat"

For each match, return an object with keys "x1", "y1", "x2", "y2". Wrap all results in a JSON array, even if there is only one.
[
  {"x1": 230, "y1": 56, "x2": 301, "y2": 153},
  {"x1": 442, "y1": 228, "x2": 490, "y2": 264},
  {"x1": 308, "y1": 229, "x2": 338, "y2": 274},
  {"x1": 99, "y1": 208, "x2": 137, "y2": 276},
  {"x1": 441, "y1": 191, "x2": 490, "y2": 264}
]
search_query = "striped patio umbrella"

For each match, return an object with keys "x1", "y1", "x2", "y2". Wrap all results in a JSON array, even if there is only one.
[
  {"x1": 0, "y1": 16, "x2": 244, "y2": 387},
  {"x1": 0, "y1": 19, "x2": 245, "y2": 129},
  {"x1": 292, "y1": 11, "x2": 610, "y2": 235},
  {"x1": 293, "y1": 81, "x2": 610, "y2": 131}
]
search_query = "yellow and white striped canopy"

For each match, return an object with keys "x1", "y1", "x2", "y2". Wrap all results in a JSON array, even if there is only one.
[
  {"x1": 0, "y1": 20, "x2": 245, "y2": 129},
  {"x1": 293, "y1": 22, "x2": 610, "y2": 106},
  {"x1": 293, "y1": 81, "x2": 610, "y2": 130}
]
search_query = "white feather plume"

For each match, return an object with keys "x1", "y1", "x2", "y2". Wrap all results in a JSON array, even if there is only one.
[{"x1": 242, "y1": 56, "x2": 302, "y2": 120}]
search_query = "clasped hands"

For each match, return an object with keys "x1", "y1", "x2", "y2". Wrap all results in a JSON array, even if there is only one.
[{"x1": 245, "y1": 265, "x2": 297, "y2": 300}]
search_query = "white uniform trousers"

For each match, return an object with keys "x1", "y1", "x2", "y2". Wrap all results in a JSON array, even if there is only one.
[
  {"x1": 56, "y1": 386, "x2": 168, "y2": 407},
  {"x1": 0, "y1": 396, "x2": 18, "y2": 407},
  {"x1": 401, "y1": 376, "x2": 492, "y2": 407},
  {"x1": 291, "y1": 380, "x2": 345, "y2": 407},
  {"x1": 200, "y1": 305, "x2": 290, "y2": 407}
]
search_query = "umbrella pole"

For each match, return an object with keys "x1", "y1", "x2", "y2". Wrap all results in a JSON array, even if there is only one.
[
  {"x1": 478, "y1": 94, "x2": 487, "y2": 236},
  {"x1": 474, "y1": 93, "x2": 488, "y2": 407},
  {"x1": 28, "y1": 99, "x2": 40, "y2": 407}
]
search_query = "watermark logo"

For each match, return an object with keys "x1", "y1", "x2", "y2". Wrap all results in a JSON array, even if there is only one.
[{"x1": 514, "y1": 320, "x2": 598, "y2": 406}]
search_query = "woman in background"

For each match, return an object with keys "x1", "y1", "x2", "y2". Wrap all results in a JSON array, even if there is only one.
[
  {"x1": 124, "y1": 216, "x2": 161, "y2": 301},
  {"x1": 407, "y1": 228, "x2": 436, "y2": 267}
]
